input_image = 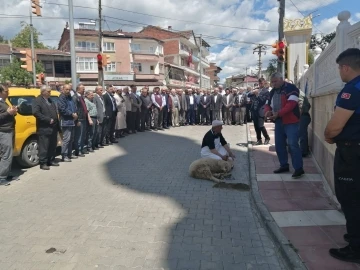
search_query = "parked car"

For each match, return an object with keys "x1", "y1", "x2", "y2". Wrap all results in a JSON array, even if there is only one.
[{"x1": 6, "y1": 87, "x2": 61, "y2": 167}]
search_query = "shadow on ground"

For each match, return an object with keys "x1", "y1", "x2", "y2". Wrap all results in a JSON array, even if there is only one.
[{"x1": 103, "y1": 127, "x2": 284, "y2": 270}]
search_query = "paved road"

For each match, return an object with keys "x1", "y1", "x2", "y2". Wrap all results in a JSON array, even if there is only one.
[{"x1": 0, "y1": 125, "x2": 285, "y2": 270}]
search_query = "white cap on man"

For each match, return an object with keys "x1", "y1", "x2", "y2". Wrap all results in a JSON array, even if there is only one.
[{"x1": 212, "y1": 120, "x2": 223, "y2": 127}]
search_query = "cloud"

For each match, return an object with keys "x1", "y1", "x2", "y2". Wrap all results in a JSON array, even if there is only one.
[{"x1": 0, "y1": 0, "x2": 342, "y2": 82}]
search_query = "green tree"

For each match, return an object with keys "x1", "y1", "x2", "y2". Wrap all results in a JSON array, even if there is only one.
[
  {"x1": 0, "y1": 59, "x2": 44, "y2": 86},
  {"x1": 266, "y1": 59, "x2": 277, "y2": 76},
  {"x1": 308, "y1": 50, "x2": 314, "y2": 66},
  {"x1": 11, "y1": 23, "x2": 47, "y2": 49},
  {"x1": 0, "y1": 35, "x2": 8, "y2": 44},
  {"x1": 310, "y1": 32, "x2": 336, "y2": 50}
]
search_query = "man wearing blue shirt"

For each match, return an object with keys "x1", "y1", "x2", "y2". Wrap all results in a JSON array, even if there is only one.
[{"x1": 325, "y1": 48, "x2": 360, "y2": 263}]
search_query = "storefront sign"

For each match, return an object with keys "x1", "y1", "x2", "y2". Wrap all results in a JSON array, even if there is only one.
[
  {"x1": 104, "y1": 74, "x2": 134, "y2": 81},
  {"x1": 168, "y1": 79, "x2": 184, "y2": 86}
]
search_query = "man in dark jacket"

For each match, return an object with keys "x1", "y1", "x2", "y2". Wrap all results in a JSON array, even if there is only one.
[
  {"x1": 32, "y1": 86, "x2": 61, "y2": 170},
  {"x1": 200, "y1": 91, "x2": 211, "y2": 125},
  {"x1": 58, "y1": 84, "x2": 78, "y2": 162},
  {"x1": 0, "y1": 84, "x2": 17, "y2": 185},
  {"x1": 103, "y1": 85, "x2": 118, "y2": 144},
  {"x1": 72, "y1": 84, "x2": 89, "y2": 156},
  {"x1": 265, "y1": 72, "x2": 304, "y2": 179}
]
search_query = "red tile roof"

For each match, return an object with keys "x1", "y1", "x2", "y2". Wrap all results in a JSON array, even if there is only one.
[
  {"x1": 0, "y1": 44, "x2": 12, "y2": 55},
  {"x1": 12, "y1": 47, "x2": 70, "y2": 56}
]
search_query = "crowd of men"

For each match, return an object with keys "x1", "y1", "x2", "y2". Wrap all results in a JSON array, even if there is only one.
[{"x1": 0, "y1": 78, "x2": 312, "y2": 184}]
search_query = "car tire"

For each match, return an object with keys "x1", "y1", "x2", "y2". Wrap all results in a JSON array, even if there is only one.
[{"x1": 16, "y1": 137, "x2": 39, "y2": 168}]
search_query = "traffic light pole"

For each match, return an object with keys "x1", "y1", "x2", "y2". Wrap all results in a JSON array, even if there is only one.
[
  {"x1": 29, "y1": 1, "x2": 36, "y2": 86},
  {"x1": 98, "y1": 0, "x2": 104, "y2": 89},
  {"x1": 68, "y1": 0, "x2": 77, "y2": 89},
  {"x1": 278, "y1": 0, "x2": 285, "y2": 78}
]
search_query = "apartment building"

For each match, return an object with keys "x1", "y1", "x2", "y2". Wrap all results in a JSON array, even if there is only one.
[
  {"x1": 139, "y1": 26, "x2": 211, "y2": 89},
  {"x1": 58, "y1": 23, "x2": 165, "y2": 89},
  {"x1": 206, "y1": 63, "x2": 222, "y2": 88}
]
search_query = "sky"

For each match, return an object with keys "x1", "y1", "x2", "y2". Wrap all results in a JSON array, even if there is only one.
[{"x1": 1, "y1": 0, "x2": 357, "y2": 82}]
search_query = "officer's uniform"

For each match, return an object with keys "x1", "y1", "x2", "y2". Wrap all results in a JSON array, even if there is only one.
[{"x1": 333, "y1": 75, "x2": 360, "y2": 249}]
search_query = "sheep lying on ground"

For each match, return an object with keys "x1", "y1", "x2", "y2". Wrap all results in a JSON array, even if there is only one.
[{"x1": 189, "y1": 158, "x2": 234, "y2": 183}]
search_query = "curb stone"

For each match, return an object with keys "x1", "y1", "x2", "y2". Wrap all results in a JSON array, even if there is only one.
[{"x1": 246, "y1": 123, "x2": 308, "y2": 270}]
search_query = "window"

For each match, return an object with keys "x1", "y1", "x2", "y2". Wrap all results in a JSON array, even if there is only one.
[
  {"x1": 104, "y1": 62, "x2": 116, "y2": 72},
  {"x1": 181, "y1": 58, "x2": 185, "y2": 66},
  {"x1": 159, "y1": 64, "x2": 164, "y2": 73},
  {"x1": 76, "y1": 41, "x2": 98, "y2": 51},
  {"x1": 149, "y1": 47, "x2": 155, "y2": 54},
  {"x1": 0, "y1": 58, "x2": 10, "y2": 69},
  {"x1": 158, "y1": 45, "x2": 163, "y2": 55},
  {"x1": 76, "y1": 57, "x2": 98, "y2": 72},
  {"x1": 103, "y1": 42, "x2": 115, "y2": 51},
  {"x1": 8, "y1": 96, "x2": 35, "y2": 116},
  {"x1": 130, "y1": 44, "x2": 141, "y2": 52},
  {"x1": 43, "y1": 61, "x2": 53, "y2": 75},
  {"x1": 131, "y1": 62, "x2": 142, "y2": 72},
  {"x1": 150, "y1": 65, "x2": 154, "y2": 74}
]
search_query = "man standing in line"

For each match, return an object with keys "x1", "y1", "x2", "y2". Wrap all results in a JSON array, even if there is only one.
[
  {"x1": 265, "y1": 72, "x2": 304, "y2": 178},
  {"x1": 200, "y1": 90, "x2": 211, "y2": 125},
  {"x1": 151, "y1": 87, "x2": 165, "y2": 131},
  {"x1": 179, "y1": 89, "x2": 188, "y2": 126},
  {"x1": 324, "y1": 48, "x2": 360, "y2": 263},
  {"x1": 186, "y1": 89, "x2": 196, "y2": 125},
  {"x1": 103, "y1": 85, "x2": 118, "y2": 143},
  {"x1": 122, "y1": 87, "x2": 132, "y2": 134},
  {"x1": 222, "y1": 88, "x2": 234, "y2": 125},
  {"x1": 195, "y1": 89, "x2": 202, "y2": 124},
  {"x1": 72, "y1": 84, "x2": 89, "y2": 156},
  {"x1": 169, "y1": 89, "x2": 180, "y2": 127},
  {"x1": 245, "y1": 86, "x2": 253, "y2": 123},
  {"x1": 211, "y1": 87, "x2": 222, "y2": 121},
  {"x1": 140, "y1": 88, "x2": 152, "y2": 131},
  {"x1": 161, "y1": 88, "x2": 170, "y2": 129},
  {"x1": 32, "y1": 85, "x2": 60, "y2": 170},
  {"x1": 0, "y1": 85, "x2": 17, "y2": 186},
  {"x1": 298, "y1": 88, "x2": 311, "y2": 157},
  {"x1": 93, "y1": 86, "x2": 105, "y2": 148},
  {"x1": 58, "y1": 84, "x2": 78, "y2": 162},
  {"x1": 130, "y1": 85, "x2": 142, "y2": 133}
]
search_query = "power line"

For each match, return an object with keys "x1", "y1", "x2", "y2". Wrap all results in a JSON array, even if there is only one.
[
  {"x1": 288, "y1": 0, "x2": 324, "y2": 34},
  {"x1": 44, "y1": 2, "x2": 277, "y2": 32}
]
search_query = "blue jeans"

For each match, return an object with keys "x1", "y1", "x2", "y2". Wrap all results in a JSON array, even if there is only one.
[
  {"x1": 299, "y1": 114, "x2": 311, "y2": 155},
  {"x1": 74, "y1": 119, "x2": 87, "y2": 154},
  {"x1": 275, "y1": 119, "x2": 303, "y2": 170}
]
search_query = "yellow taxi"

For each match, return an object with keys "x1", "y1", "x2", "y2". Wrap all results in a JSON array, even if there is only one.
[{"x1": 6, "y1": 87, "x2": 61, "y2": 167}]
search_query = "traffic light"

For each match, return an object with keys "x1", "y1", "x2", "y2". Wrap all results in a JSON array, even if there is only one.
[
  {"x1": 272, "y1": 41, "x2": 279, "y2": 56},
  {"x1": 97, "y1": 53, "x2": 103, "y2": 70},
  {"x1": 278, "y1": 41, "x2": 286, "y2": 62},
  {"x1": 31, "y1": 0, "x2": 41, "y2": 16},
  {"x1": 102, "y1": 54, "x2": 110, "y2": 67},
  {"x1": 271, "y1": 40, "x2": 286, "y2": 63},
  {"x1": 20, "y1": 49, "x2": 33, "y2": 72}
]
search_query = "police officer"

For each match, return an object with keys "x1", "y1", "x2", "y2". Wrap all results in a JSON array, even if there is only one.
[{"x1": 325, "y1": 48, "x2": 360, "y2": 263}]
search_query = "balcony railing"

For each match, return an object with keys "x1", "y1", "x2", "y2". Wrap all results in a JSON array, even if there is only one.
[
  {"x1": 135, "y1": 74, "x2": 160, "y2": 80},
  {"x1": 131, "y1": 49, "x2": 159, "y2": 55},
  {"x1": 75, "y1": 46, "x2": 99, "y2": 52}
]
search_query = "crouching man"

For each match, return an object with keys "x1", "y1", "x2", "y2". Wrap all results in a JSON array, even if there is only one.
[{"x1": 200, "y1": 120, "x2": 235, "y2": 161}]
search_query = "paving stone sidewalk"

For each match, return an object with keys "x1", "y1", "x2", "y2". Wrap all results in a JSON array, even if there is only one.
[
  {"x1": 249, "y1": 122, "x2": 360, "y2": 270},
  {"x1": 0, "y1": 125, "x2": 285, "y2": 270}
]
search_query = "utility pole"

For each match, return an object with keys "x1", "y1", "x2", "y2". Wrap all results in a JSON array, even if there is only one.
[
  {"x1": 278, "y1": 0, "x2": 285, "y2": 77},
  {"x1": 253, "y1": 44, "x2": 267, "y2": 79},
  {"x1": 244, "y1": 67, "x2": 249, "y2": 87},
  {"x1": 98, "y1": 0, "x2": 104, "y2": 88},
  {"x1": 29, "y1": 1, "x2": 36, "y2": 86},
  {"x1": 199, "y1": 34, "x2": 202, "y2": 89},
  {"x1": 68, "y1": 0, "x2": 77, "y2": 89}
]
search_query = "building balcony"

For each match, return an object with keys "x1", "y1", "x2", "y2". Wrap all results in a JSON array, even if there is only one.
[
  {"x1": 133, "y1": 53, "x2": 159, "y2": 62},
  {"x1": 179, "y1": 49, "x2": 190, "y2": 57},
  {"x1": 135, "y1": 74, "x2": 161, "y2": 81}
]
